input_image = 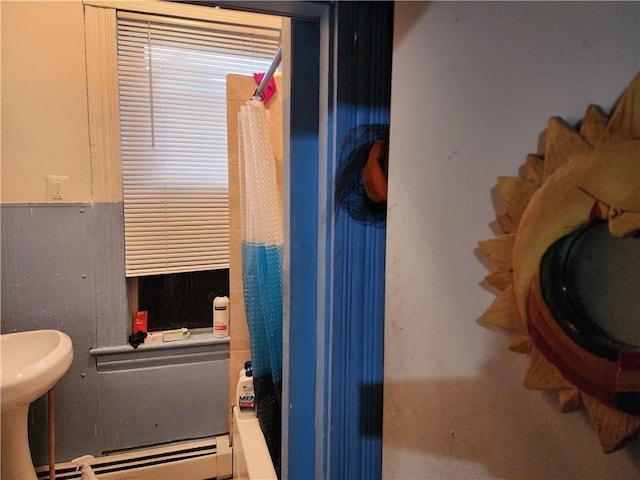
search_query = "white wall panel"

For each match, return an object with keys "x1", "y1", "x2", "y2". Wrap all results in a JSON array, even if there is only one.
[{"x1": 384, "y1": 2, "x2": 640, "y2": 478}]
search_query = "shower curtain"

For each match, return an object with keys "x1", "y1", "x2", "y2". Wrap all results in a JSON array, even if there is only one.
[{"x1": 238, "y1": 98, "x2": 283, "y2": 476}]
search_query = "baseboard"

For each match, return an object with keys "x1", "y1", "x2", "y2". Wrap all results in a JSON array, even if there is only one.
[{"x1": 35, "y1": 436, "x2": 232, "y2": 480}]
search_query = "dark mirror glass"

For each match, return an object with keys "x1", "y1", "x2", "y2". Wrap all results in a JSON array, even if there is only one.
[
  {"x1": 566, "y1": 223, "x2": 640, "y2": 347},
  {"x1": 541, "y1": 222, "x2": 640, "y2": 354}
]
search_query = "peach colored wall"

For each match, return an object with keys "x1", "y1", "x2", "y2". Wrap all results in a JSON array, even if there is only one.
[
  {"x1": 1, "y1": 0, "x2": 92, "y2": 203},
  {"x1": 226, "y1": 74, "x2": 283, "y2": 418}
]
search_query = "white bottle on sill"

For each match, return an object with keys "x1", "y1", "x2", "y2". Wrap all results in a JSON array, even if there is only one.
[{"x1": 213, "y1": 292, "x2": 229, "y2": 338}]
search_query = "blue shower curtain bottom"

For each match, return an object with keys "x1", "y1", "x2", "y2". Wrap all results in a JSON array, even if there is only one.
[
  {"x1": 242, "y1": 241, "x2": 284, "y2": 478},
  {"x1": 254, "y1": 375, "x2": 281, "y2": 478}
]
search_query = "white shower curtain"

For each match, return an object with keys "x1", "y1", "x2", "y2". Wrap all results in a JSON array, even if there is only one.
[{"x1": 238, "y1": 97, "x2": 283, "y2": 474}]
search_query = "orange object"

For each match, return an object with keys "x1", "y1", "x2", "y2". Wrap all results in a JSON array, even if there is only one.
[{"x1": 362, "y1": 139, "x2": 389, "y2": 203}]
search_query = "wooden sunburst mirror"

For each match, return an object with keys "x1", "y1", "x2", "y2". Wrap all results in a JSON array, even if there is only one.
[{"x1": 479, "y1": 72, "x2": 640, "y2": 453}]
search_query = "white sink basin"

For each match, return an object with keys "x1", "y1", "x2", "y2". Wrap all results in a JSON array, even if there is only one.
[
  {"x1": 1, "y1": 329, "x2": 73, "y2": 480},
  {"x1": 1, "y1": 329, "x2": 73, "y2": 411}
]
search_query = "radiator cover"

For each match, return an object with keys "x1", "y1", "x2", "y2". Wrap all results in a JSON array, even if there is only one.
[{"x1": 95, "y1": 340, "x2": 229, "y2": 452}]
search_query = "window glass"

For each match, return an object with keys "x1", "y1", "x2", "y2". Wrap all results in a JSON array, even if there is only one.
[{"x1": 138, "y1": 269, "x2": 230, "y2": 331}]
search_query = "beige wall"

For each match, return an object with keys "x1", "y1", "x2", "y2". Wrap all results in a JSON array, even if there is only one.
[
  {"x1": 1, "y1": 0, "x2": 92, "y2": 203},
  {"x1": 225, "y1": 74, "x2": 283, "y2": 416}
]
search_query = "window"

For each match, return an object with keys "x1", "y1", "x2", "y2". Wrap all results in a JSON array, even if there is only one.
[
  {"x1": 137, "y1": 269, "x2": 229, "y2": 330},
  {"x1": 116, "y1": 10, "x2": 280, "y2": 330}
]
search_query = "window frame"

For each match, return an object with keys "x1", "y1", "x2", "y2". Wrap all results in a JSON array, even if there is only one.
[{"x1": 85, "y1": 0, "x2": 282, "y2": 336}]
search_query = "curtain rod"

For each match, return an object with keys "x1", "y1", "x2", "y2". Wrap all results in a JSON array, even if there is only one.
[{"x1": 253, "y1": 46, "x2": 282, "y2": 100}]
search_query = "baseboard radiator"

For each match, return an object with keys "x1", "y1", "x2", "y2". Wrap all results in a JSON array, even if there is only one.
[{"x1": 35, "y1": 436, "x2": 232, "y2": 480}]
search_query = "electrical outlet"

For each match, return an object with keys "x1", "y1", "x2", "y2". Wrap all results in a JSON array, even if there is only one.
[{"x1": 46, "y1": 175, "x2": 70, "y2": 202}]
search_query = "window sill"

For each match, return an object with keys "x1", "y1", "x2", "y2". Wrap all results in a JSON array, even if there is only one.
[{"x1": 89, "y1": 331, "x2": 230, "y2": 357}]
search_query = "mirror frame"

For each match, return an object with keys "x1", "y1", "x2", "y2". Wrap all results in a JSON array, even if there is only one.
[{"x1": 479, "y1": 73, "x2": 640, "y2": 453}]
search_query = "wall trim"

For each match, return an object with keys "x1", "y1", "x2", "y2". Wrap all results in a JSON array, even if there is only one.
[
  {"x1": 84, "y1": 5, "x2": 122, "y2": 203},
  {"x1": 83, "y1": 0, "x2": 280, "y2": 27}
]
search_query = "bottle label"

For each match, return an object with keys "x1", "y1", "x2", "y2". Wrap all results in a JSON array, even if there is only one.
[
  {"x1": 239, "y1": 384, "x2": 255, "y2": 411},
  {"x1": 239, "y1": 395, "x2": 255, "y2": 410},
  {"x1": 214, "y1": 306, "x2": 227, "y2": 310}
]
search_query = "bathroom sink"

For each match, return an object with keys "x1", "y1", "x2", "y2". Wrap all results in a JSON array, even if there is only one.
[
  {"x1": 1, "y1": 329, "x2": 73, "y2": 480},
  {"x1": 1, "y1": 329, "x2": 73, "y2": 411}
]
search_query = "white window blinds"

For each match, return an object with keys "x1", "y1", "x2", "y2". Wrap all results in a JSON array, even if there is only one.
[{"x1": 117, "y1": 11, "x2": 280, "y2": 277}]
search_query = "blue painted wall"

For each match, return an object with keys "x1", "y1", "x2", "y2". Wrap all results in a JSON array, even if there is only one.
[
  {"x1": 1, "y1": 204, "x2": 229, "y2": 464},
  {"x1": 286, "y1": 17, "x2": 321, "y2": 480},
  {"x1": 328, "y1": 3, "x2": 393, "y2": 479}
]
